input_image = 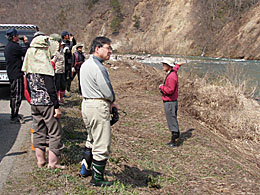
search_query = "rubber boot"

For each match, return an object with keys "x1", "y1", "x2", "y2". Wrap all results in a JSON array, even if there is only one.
[
  {"x1": 48, "y1": 150, "x2": 59, "y2": 169},
  {"x1": 80, "y1": 147, "x2": 93, "y2": 177},
  {"x1": 90, "y1": 159, "x2": 113, "y2": 187},
  {"x1": 48, "y1": 150, "x2": 66, "y2": 169},
  {"x1": 167, "y1": 132, "x2": 180, "y2": 147},
  {"x1": 35, "y1": 148, "x2": 46, "y2": 168},
  {"x1": 60, "y1": 90, "x2": 65, "y2": 104}
]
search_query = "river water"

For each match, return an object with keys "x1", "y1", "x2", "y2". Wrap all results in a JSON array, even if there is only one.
[{"x1": 113, "y1": 54, "x2": 260, "y2": 100}]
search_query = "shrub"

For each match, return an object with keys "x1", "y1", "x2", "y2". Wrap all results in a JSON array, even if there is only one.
[
  {"x1": 133, "y1": 15, "x2": 140, "y2": 29},
  {"x1": 87, "y1": 0, "x2": 99, "y2": 10},
  {"x1": 110, "y1": 0, "x2": 123, "y2": 34},
  {"x1": 110, "y1": 0, "x2": 121, "y2": 13},
  {"x1": 110, "y1": 17, "x2": 123, "y2": 34}
]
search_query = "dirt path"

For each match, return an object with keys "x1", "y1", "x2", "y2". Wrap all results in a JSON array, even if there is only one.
[{"x1": 2, "y1": 60, "x2": 260, "y2": 194}]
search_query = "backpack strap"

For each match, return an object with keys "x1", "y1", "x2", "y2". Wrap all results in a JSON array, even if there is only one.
[
  {"x1": 74, "y1": 52, "x2": 79, "y2": 63},
  {"x1": 74, "y1": 51, "x2": 84, "y2": 68}
]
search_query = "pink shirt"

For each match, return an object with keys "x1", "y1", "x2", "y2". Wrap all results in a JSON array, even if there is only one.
[{"x1": 160, "y1": 64, "x2": 180, "y2": 102}]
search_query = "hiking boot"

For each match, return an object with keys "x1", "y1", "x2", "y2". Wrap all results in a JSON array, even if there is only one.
[
  {"x1": 167, "y1": 132, "x2": 180, "y2": 147},
  {"x1": 10, "y1": 116, "x2": 20, "y2": 124},
  {"x1": 63, "y1": 91, "x2": 71, "y2": 98},
  {"x1": 80, "y1": 148, "x2": 93, "y2": 177},
  {"x1": 90, "y1": 159, "x2": 113, "y2": 187},
  {"x1": 18, "y1": 114, "x2": 25, "y2": 124}
]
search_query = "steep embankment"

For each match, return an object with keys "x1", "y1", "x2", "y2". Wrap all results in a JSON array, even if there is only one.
[
  {"x1": 82, "y1": 0, "x2": 260, "y2": 59},
  {"x1": 0, "y1": 0, "x2": 260, "y2": 59},
  {"x1": 214, "y1": 3, "x2": 260, "y2": 59}
]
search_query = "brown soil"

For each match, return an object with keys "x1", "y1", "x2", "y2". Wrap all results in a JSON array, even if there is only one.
[{"x1": 2, "y1": 60, "x2": 260, "y2": 194}]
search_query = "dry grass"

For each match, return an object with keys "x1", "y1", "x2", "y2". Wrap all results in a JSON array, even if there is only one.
[
  {"x1": 116, "y1": 59, "x2": 260, "y2": 168},
  {"x1": 178, "y1": 65, "x2": 260, "y2": 169},
  {"x1": 179, "y1": 68, "x2": 260, "y2": 138},
  {"x1": 113, "y1": 59, "x2": 260, "y2": 175},
  {"x1": 2, "y1": 59, "x2": 260, "y2": 194}
]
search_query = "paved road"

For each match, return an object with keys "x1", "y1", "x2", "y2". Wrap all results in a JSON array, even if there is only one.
[{"x1": 0, "y1": 85, "x2": 32, "y2": 193}]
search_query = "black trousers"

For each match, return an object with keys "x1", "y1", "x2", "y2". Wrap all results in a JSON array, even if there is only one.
[
  {"x1": 65, "y1": 67, "x2": 72, "y2": 92},
  {"x1": 55, "y1": 73, "x2": 66, "y2": 91},
  {"x1": 9, "y1": 77, "x2": 24, "y2": 118}
]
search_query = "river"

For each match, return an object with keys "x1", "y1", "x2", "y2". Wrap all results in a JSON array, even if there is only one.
[{"x1": 113, "y1": 54, "x2": 260, "y2": 100}]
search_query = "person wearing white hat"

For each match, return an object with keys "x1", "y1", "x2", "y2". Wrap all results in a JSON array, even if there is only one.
[
  {"x1": 159, "y1": 58, "x2": 185, "y2": 147},
  {"x1": 71, "y1": 43, "x2": 85, "y2": 94}
]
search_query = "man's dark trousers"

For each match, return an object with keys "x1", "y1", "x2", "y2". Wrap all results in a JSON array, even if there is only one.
[{"x1": 10, "y1": 76, "x2": 24, "y2": 119}]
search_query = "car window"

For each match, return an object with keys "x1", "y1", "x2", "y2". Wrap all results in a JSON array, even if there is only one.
[
  {"x1": 18, "y1": 31, "x2": 35, "y2": 47},
  {"x1": 0, "y1": 31, "x2": 8, "y2": 47},
  {"x1": 0, "y1": 30, "x2": 36, "y2": 48}
]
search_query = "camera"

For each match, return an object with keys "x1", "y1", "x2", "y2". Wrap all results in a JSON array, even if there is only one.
[
  {"x1": 110, "y1": 107, "x2": 119, "y2": 126},
  {"x1": 19, "y1": 36, "x2": 24, "y2": 41}
]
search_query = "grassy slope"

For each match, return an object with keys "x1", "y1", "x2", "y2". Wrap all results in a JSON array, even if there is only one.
[{"x1": 2, "y1": 60, "x2": 260, "y2": 194}]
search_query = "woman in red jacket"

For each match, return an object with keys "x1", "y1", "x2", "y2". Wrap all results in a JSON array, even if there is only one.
[{"x1": 159, "y1": 58, "x2": 185, "y2": 147}]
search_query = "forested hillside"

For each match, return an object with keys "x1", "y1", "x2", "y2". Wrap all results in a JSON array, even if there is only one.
[{"x1": 0, "y1": 0, "x2": 259, "y2": 59}]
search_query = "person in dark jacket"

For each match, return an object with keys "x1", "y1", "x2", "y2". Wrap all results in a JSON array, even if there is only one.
[
  {"x1": 72, "y1": 43, "x2": 85, "y2": 94},
  {"x1": 61, "y1": 31, "x2": 76, "y2": 94},
  {"x1": 159, "y1": 58, "x2": 185, "y2": 147},
  {"x1": 4, "y1": 28, "x2": 29, "y2": 123}
]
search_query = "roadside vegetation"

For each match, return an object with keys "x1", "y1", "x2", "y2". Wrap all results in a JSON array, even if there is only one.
[{"x1": 3, "y1": 59, "x2": 260, "y2": 194}]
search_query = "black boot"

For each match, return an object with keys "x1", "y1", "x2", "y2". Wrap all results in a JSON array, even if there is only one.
[
  {"x1": 80, "y1": 147, "x2": 93, "y2": 177},
  {"x1": 90, "y1": 159, "x2": 113, "y2": 187},
  {"x1": 167, "y1": 132, "x2": 180, "y2": 147}
]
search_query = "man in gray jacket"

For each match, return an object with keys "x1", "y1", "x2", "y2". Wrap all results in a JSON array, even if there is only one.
[{"x1": 80, "y1": 36, "x2": 117, "y2": 186}]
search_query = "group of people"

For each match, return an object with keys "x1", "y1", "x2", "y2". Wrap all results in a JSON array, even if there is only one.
[
  {"x1": 4, "y1": 29, "x2": 85, "y2": 123},
  {"x1": 49, "y1": 32, "x2": 85, "y2": 104},
  {"x1": 4, "y1": 28, "x2": 118, "y2": 186},
  {"x1": 4, "y1": 27, "x2": 184, "y2": 187}
]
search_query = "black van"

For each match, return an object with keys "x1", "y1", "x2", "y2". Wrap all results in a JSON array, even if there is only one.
[{"x1": 0, "y1": 24, "x2": 39, "y2": 84}]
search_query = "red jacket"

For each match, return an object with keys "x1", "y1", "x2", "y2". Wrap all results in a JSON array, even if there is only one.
[{"x1": 160, "y1": 64, "x2": 180, "y2": 102}]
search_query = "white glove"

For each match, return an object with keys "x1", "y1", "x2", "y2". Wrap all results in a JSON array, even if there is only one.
[{"x1": 63, "y1": 46, "x2": 70, "y2": 53}]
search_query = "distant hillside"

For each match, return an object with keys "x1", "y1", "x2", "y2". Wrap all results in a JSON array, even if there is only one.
[{"x1": 0, "y1": 0, "x2": 259, "y2": 59}]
